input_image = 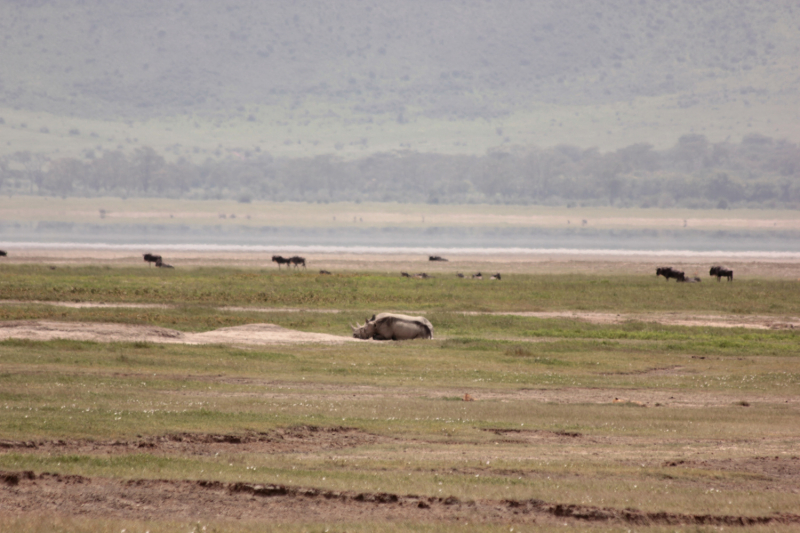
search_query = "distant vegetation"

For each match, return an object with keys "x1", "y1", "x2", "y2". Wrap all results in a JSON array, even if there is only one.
[
  {"x1": 1, "y1": 134, "x2": 798, "y2": 209},
  {"x1": 1, "y1": 1, "x2": 798, "y2": 205}
]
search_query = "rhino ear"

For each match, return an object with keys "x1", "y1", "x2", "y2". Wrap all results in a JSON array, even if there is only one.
[{"x1": 370, "y1": 314, "x2": 376, "y2": 321}]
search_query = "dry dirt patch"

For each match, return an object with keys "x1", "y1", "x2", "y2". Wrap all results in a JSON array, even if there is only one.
[
  {"x1": 0, "y1": 426, "x2": 390, "y2": 457},
  {"x1": 1, "y1": 470, "x2": 798, "y2": 527},
  {"x1": 0, "y1": 320, "x2": 358, "y2": 345}
]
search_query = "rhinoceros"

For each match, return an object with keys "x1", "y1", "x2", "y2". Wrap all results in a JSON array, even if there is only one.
[{"x1": 351, "y1": 313, "x2": 433, "y2": 341}]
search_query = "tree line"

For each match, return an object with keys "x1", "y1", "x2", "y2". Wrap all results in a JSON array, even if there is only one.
[{"x1": 1, "y1": 134, "x2": 799, "y2": 209}]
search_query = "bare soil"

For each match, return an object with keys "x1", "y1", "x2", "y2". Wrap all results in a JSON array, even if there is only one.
[
  {"x1": 0, "y1": 320, "x2": 359, "y2": 345},
  {"x1": 0, "y1": 426, "x2": 391, "y2": 457},
  {"x1": 1, "y1": 466, "x2": 799, "y2": 527}
]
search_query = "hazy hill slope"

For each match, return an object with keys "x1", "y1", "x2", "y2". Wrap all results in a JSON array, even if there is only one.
[{"x1": 2, "y1": 0, "x2": 798, "y2": 119}]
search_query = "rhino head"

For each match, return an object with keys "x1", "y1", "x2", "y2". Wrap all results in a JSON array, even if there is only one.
[{"x1": 351, "y1": 316, "x2": 377, "y2": 339}]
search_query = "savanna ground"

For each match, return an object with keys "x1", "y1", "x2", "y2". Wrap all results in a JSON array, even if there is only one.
[{"x1": 1, "y1": 251, "x2": 799, "y2": 532}]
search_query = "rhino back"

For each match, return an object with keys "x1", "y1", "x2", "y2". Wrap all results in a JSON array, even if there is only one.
[
  {"x1": 374, "y1": 316, "x2": 432, "y2": 340},
  {"x1": 375, "y1": 313, "x2": 432, "y2": 328}
]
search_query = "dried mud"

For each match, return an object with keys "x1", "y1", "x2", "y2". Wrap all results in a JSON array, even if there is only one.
[
  {"x1": 0, "y1": 426, "x2": 391, "y2": 457},
  {"x1": 2, "y1": 469, "x2": 799, "y2": 527}
]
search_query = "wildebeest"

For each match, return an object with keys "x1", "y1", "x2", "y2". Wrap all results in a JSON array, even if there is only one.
[
  {"x1": 143, "y1": 253, "x2": 161, "y2": 266},
  {"x1": 677, "y1": 276, "x2": 701, "y2": 283},
  {"x1": 490, "y1": 273, "x2": 501, "y2": 280},
  {"x1": 456, "y1": 273, "x2": 465, "y2": 278},
  {"x1": 471, "y1": 272, "x2": 483, "y2": 279},
  {"x1": 429, "y1": 255, "x2": 448, "y2": 262},
  {"x1": 272, "y1": 255, "x2": 291, "y2": 269},
  {"x1": 319, "y1": 270, "x2": 332, "y2": 275},
  {"x1": 413, "y1": 272, "x2": 429, "y2": 279},
  {"x1": 351, "y1": 313, "x2": 433, "y2": 341},
  {"x1": 710, "y1": 265, "x2": 733, "y2": 282},
  {"x1": 289, "y1": 255, "x2": 306, "y2": 269},
  {"x1": 401, "y1": 272, "x2": 411, "y2": 277},
  {"x1": 0, "y1": 250, "x2": 7, "y2": 256},
  {"x1": 656, "y1": 267, "x2": 685, "y2": 282}
]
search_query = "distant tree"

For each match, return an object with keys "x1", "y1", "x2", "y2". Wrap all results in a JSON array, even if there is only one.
[
  {"x1": 705, "y1": 173, "x2": 744, "y2": 203},
  {"x1": 13, "y1": 151, "x2": 49, "y2": 194},
  {"x1": 671, "y1": 134, "x2": 710, "y2": 172},
  {"x1": 615, "y1": 143, "x2": 659, "y2": 172},
  {"x1": 131, "y1": 147, "x2": 165, "y2": 193},
  {"x1": 90, "y1": 151, "x2": 129, "y2": 194},
  {"x1": 46, "y1": 158, "x2": 82, "y2": 197}
]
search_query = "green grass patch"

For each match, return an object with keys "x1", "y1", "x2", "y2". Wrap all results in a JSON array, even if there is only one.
[{"x1": 2, "y1": 266, "x2": 800, "y2": 314}]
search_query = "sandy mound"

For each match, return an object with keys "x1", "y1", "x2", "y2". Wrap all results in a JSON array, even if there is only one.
[{"x1": 0, "y1": 320, "x2": 358, "y2": 345}]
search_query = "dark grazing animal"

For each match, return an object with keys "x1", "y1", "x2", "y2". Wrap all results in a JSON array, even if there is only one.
[
  {"x1": 709, "y1": 266, "x2": 733, "y2": 282},
  {"x1": 456, "y1": 273, "x2": 465, "y2": 278},
  {"x1": 143, "y1": 253, "x2": 161, "y2": 266},
  {"x1": 0, "y1": 250, "x2": 7, "y2": 257},
  {"x1": 155, "y1": 258, "x2": 174, "y2": 269},
  {"x1": 289, "y1": 255, "x2": 306, "y2": 269},
  {"x1": 413, "y1": 272, "x2": 430, "y2": 279},
  {"x1": 429, "y1": 255, "x2": 448, "y2": 262},
  {"x1": 677, "y1": 276, "x2": 701, "y2": 283},
  {"x1": 319, "y1": 270, "x2": 332, "y2": 275},
  {"x1": 490, "y1": 273, "x2": 501, "y2": 280},
  {"x1": 272, "y1": 255, "x2": 291, "y2": 269},
  {"x1": 471, "y1": 272, "x2": 483, "y2": 279},
  {"x1": 401, "y1": 272, "x2": 410, "y2": 277},
  {"x1": 351, "y1": 313, "x2": 433, "y2": 341},
  {"x1": 656, "y1": 267, "x2": 685, "y2": 282}
]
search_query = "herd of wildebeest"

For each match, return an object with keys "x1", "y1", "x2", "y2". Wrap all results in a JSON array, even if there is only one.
[
  {"x1": 0, "y1": 250, "x2": 734, "y2": 285},
  {"x1": 657, "y1": 265, "x2": 734, "y2": 282}
]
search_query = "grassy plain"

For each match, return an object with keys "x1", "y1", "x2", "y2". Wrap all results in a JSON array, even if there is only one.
[{"x1": 1, "y1": 265, "x2": 799, "y2": 531}]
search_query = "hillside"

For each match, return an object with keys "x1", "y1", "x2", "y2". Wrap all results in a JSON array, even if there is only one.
[{"x1": 1, "y1": 0, "x2": 799, "y2": 161}]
